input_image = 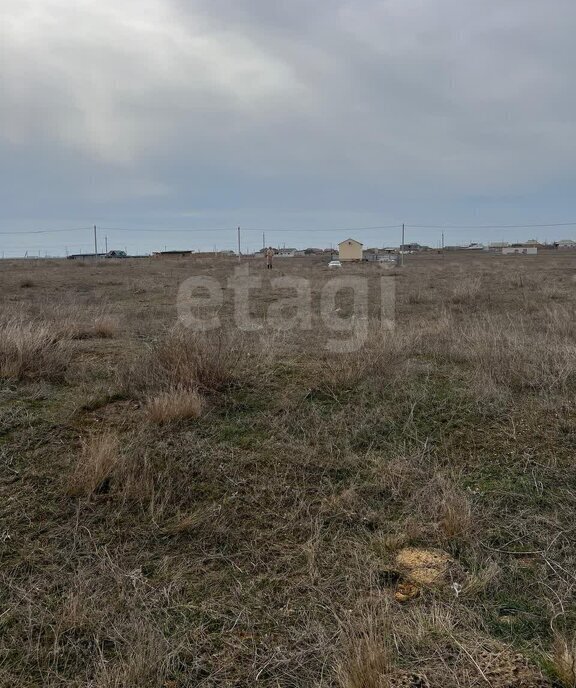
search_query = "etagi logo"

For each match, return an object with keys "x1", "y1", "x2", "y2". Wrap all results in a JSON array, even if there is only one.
[{"x1": 177, "y1": 265, "x2": 395, "y2": 353}]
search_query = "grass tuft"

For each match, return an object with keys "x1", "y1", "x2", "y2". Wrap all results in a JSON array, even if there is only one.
[
  {"x1": 145, "y1": 386, "x2": 204, "y2": 423},
  {"x1": 126, "y1": 327, "x2": 250, "y2": 395},
  {"x1": 552, "y1": 635, "x2": 576, "y2": 687},
  {"x1": 0, "y1": 318, "x2": 70, "y2": 381},
  {"x1": 67, "y1": 432, "x2": 120, "y2": 497}
]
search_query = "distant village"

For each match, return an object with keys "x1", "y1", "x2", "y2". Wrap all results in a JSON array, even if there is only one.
[
  {"x1": 246, "y1": 238, "x2": 574, "y2": 259},
  {"x1": 63, "y1": 237, "x2": 576, "y2": 261},
  {"x1": 151, "y1": 237, "x2": 575, "y2": 260}
]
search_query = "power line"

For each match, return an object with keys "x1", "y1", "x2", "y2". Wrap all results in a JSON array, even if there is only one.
[
  {"x1": 0, "y1": 224, "x2": 403, "y2": 236},
  {"x1": 101, "y1": 225, "x2": 403, "y2": 233},
  {"x1": 100, "y1": 227, "x2": 236, "y2": 233},
  {"x1": 0, "y1": 221, "x2": 575, "y2": 239},
  {"x1": 407, "y1": 222, "x2": 576, "y2": 230},
  {"x1": 241, "y1": 225, "x2": 402, "y2": 232},
  {"x1": 0, "y1": 227, "x2": 92, "y2": 235}
]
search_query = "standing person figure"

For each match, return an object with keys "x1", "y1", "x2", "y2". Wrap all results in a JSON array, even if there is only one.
[{"x1": 265, "y1": 246, "x2": 274, "y2": 269}]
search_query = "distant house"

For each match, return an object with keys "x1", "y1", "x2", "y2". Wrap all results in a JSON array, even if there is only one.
[
  {"x1": 502, "y1": 247, "x2": 537, "y2": 255},
  {"x1": 277, "y1": 248, "x2": 298, "y2": 257},
  {"x1": 193, "y1": 250, "x2": 236, "y2": 257},
  {"x1": 466, "y1": 243, "x2": 485, "y2": 250},
  {"x1": 363, "y1": 248, "x2": 395, "y2": 262},
  {"x1": 105, "y1": 250, "x2": 127, "y2": 259},
  {"x1": 363, "y1": 248, "x2": 379, "y2": 261},
  {"x1": 152, "y1": 250, "x2": 193, "y2": 258},
  {"x1": 555, "y1": 239, "x2": 576, "y2": 249},
  {"x1": 400, "y1": 243, "x2": 427, "y2": 252},
  {"x1": 338, "y1": 238, "x2": 363, "y2": 261},
  {"x1": 67, "y1": 253, "x2": 106, "y2": 260},
  {"x1": 488, "y1": 242, "x2": 510, "y2": 252}
]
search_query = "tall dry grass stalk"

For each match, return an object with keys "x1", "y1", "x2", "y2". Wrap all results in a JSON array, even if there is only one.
[
  {"x1": 67, "y1": 433, "x2": 120, "y2": 497},
  {"x1": 437, "y1": 481, "x2": 474, "y2": 543},
  {"x1": 125, "y1": 327, "x2": 251, "y2": 395},
  {"x1": 320, "y1": 323, "x2": 415, "y2": 388},
  {"x1": 552, "y1": 635, "x2": 576, "y2": 687},
  {"x1": 0, "y1": 318, "x2": 70, "y2": 381},
  {"x1": 418, "y1": 312, "x2": 576, "y2": 393},
  {"x1": 451, "y1": 276, "x2": 482, "y2": 304},
  {"x1": 93, "y1": 622, "x2": 174, "y2": 688},
  {"x1": 69, "y1": 315, "x2": 119, "y2": 339},
  {"x1": 145, "y1": 386, "x2": 204, "y2": 423},
  {"x1": 337, "y1": 614, "x2": 394, "y2": 688}
]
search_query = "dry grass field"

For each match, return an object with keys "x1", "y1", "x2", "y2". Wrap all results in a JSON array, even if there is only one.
[{"x1": 1, "y1": 251, "x2": 576, "y2": 687}]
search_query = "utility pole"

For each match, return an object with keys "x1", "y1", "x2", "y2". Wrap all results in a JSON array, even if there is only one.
[
  {"x1": 400, "y1": 223, "x2": 405, "y2": 267},
  {"x1": 93, "y1": 225, "x2": 98, "y2": 256},
  {"x1": 237, "y1": 226, "x2": 241, "y2": 262},
  {"x1": 441, "y1": 231, "x2": 444, "y2": 251},
  {"x1": 105, "y1": 236, "x2": 108, "y2": 253},
  {"x1": 262, "y1": 232, "x2": 265, "y2": 250}
]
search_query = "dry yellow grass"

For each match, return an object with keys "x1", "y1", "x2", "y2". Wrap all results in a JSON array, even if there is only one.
[
  {"x1": 67, "y1": 314, "x2": 119, "y2": 339},
  {"x1": 2, "y1": 250, "x2": 576, "y2": 686},
  {"x1": 552, "y1": 635, "x2": 576, "y2": 687},
  {"x1": 145, "y1": 386, "x2": 204, "y2": 423},
  {"x1": 67, "y1": 432, "x2": 120, "y2": 497},
  {"x1": 0, "y1": 317, "x2": 69, "y2": 381}
]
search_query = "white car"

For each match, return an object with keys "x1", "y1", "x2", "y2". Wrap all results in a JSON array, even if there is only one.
[{"x1": 328, "y1": 260, "x2": 342, "y2": 268}]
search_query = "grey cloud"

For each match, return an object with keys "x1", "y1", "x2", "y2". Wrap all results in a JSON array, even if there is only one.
[{"x1": 1, "y1": 0, "x2": 576, "y2": 252}]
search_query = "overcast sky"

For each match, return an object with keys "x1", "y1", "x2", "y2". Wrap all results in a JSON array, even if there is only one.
[{"x1": 1, "y1": 0, "x2": 575, "y2": 255}]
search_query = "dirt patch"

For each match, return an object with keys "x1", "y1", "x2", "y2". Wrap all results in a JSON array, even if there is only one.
[{"x1": 395, "y1": 547, "x2": 453, "y2": 587}]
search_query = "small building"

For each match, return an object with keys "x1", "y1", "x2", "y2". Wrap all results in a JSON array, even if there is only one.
[
  {"x1": 555, "y1": 239, "x2": 576, "y2": 250},
  {"x1": 67, "y1": 253, "x2": 106, "y2": 260},
  {"x1": 277, "y1": 248, "x2": 298, "y2": 257},
  {"x1": 152, "y1": 250, "x2": 193, "y2": 258},
  {"x1": 338, "y1": 238, "x2": 363, "y2": 261},
  {"x1": 400, "y1": 243, "x2": 427, "y2": 252},
  {"x1": 501, "y1": 247, "x2": 537, "y2": 255},
  {"x1": 488, "y1": 242, "x2": 510, "y2": 252},
  {"x1": 105, "y1": 250, "x2": 127, "y2": 259},
  {"x1": 363, "y1": 248, "x2": 379, "y2": 262}
]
